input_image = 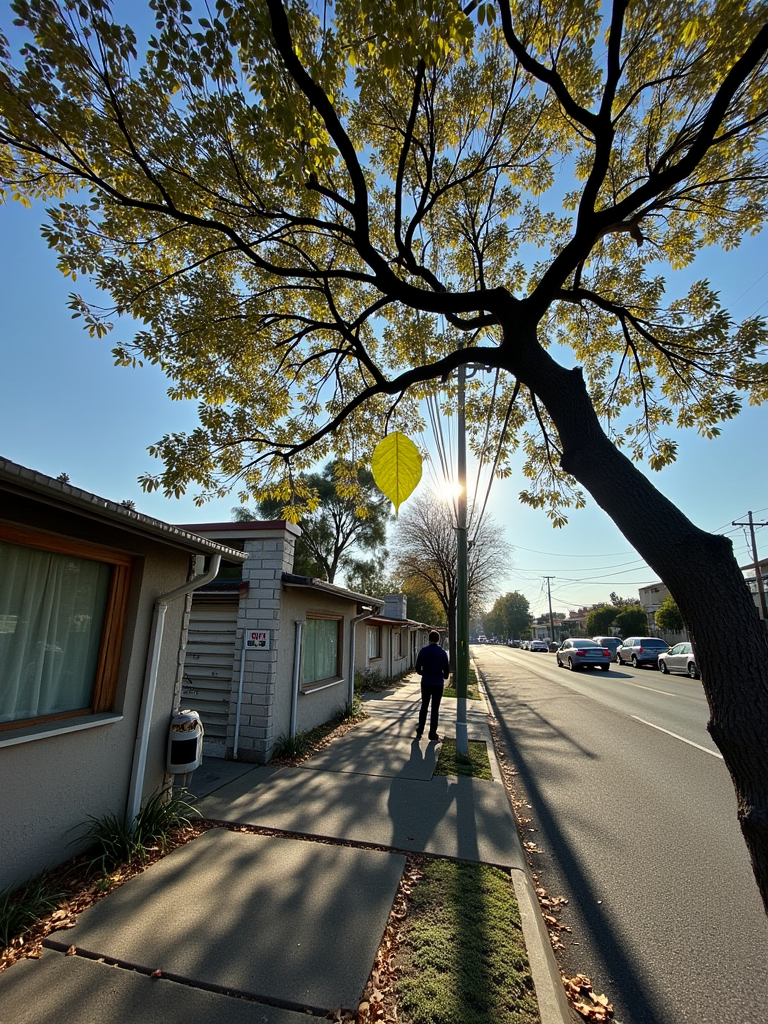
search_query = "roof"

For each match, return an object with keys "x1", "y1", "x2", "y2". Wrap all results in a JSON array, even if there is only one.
[
  {"x1": 0, "y1": 458, "x2": 247, "y2": 562},
  {"x1": 281, "y1": 572, "x2": 384, "y2": 609},
  {"x1": 177, "y1": 519, "x2": 302, "y2": 538}
]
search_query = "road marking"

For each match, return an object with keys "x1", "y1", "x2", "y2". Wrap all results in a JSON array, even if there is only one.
[
  {"x1": 631, "y1": 716, "x2": 723, "y2": 759},
  {"x1": 625, "y1": 681, "x2": 679, "y2": 698}
]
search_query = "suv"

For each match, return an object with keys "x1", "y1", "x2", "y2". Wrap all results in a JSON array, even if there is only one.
[
  {"x1": 615, "y1": 636, "x2": 669, "y2": 668},
  {"x1": 593, "y1": 636, "x2": 621, "y2": 657}
]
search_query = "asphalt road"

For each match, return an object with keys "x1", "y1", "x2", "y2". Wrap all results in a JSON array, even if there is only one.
[{"x1": 472, "y1": 644, "x2": 768, "y2": 1024}]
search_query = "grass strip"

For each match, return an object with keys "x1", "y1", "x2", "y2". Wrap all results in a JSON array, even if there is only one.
[
  {"x1": 395, "y1": 859, "x2": 540, "y2": 1024},
  {"x1": 444, "y1": 667, "x2": 481, "y2": 700},
  {"x1": 435, "y1": 739, "x2": 493, "y2": 780}
]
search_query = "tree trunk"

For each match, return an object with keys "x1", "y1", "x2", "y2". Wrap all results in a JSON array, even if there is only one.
[{"x1": 506, "y1": 332, "x2": 768, "y2": 914}]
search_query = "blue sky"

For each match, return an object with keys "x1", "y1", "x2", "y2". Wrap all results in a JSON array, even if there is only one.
[
  {"x1": 2, "y1": 196, "x2": 766, "y2": 617},
  {"x1": 1, "y1": 3, "x2": 766, "y2": 618}
]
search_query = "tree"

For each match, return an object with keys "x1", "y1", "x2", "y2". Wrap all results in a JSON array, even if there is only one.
[
  {"x1": 392, "y1": 492, "x2": 510, "y2": 665},
  {"x1": 485, "y1": 591, "x2": 532, "y2": 639},
  {"x1": 233, "y1": 461, "x2": 390, "y2": 583},
  {"x1": 655, "y1": 595, "x2": 685, "y2": 634},
  {"x1": 614, "y1": 605, "x2": 649, "y2": 638},
  {"x1": 2, "y1": 0, "x2": 768, "y2": 909},
  {"x1": 585, "y1": 604, "x2": 619, "y2": 636}
]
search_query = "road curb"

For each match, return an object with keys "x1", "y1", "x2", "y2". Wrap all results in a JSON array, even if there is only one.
[{"x1": 471, "y1": 655, "x2": 575, "y2": 1024}]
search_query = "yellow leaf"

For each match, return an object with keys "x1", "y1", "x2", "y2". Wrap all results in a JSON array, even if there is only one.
[{"x1": 371, "y1": 432, "x2": 422, "y2": 515}]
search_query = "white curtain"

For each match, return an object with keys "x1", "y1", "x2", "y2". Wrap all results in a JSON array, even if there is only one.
[
  {"x1": 0, "y1": 542, "x2": 111, "y2": 724},
  {"x1": 304, "y1": 618, "x2": 339, "y2": 683}
]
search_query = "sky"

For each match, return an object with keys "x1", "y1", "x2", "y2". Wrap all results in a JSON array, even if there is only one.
[{"x1": 1, "y1": 6, "x2": 767, "y2": 619}]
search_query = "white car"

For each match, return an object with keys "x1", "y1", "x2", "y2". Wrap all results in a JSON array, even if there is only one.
[
  {"x1": 658, "y1": 642, "x2": 699, "y2": 678},
  {"x1": 529, "y1": 639, "x2": 548, "y2": 652}
]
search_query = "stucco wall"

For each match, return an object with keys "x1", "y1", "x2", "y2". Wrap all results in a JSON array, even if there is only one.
[
  {"x1": 0, "y1": 537, "x2": 193, "y2": 892},
  {"x1": 279, "y1": 588, "x2": 354, "y2": 738}
]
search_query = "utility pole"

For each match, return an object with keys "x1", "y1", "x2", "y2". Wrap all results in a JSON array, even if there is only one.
[
  {"x1": 455, "y1": 352, "x2": 470, "y2": 757},
  {"x1": 732, "y1": 511, "x2": 768, "y2": 621},
  {"x1": 543, "y1": 576, "x2": 555, "y2": 643}
]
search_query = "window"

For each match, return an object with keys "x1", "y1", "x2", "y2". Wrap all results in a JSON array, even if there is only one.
[
  {"x1": 304, "y1": 616, "x2": 342, "y2": 686},
  {"x1": 367, "y1": 624, "x2": 381, "y2": 660},
  {"x1": 0, "y1": 524, "x2": 132, "y2": 731},
  {"x1": 396, "y1": 629, "x2": 404, "y2": 659}
]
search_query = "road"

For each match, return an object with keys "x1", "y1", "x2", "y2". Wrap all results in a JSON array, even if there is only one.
[{"x1": 471, "y1": 644, "x2": 768, "y2": 1024}]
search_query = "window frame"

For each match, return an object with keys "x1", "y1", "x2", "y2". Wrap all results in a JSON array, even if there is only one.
[
  {"x1": 0, "y1": 522, "x2": 132, "y2": 732},
  {"x1": 367, "y1": 623, "x2": 382, "y2": 661},
  {"x1": 302, "y1": 613, "x2": 343, "y2": 691}
]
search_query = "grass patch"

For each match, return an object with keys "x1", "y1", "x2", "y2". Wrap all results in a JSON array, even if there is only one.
[
  {"x1": 435, "y1": 739, "x2": 493, "y2": 780},
  {"x1": 444, "y1": 667, "x2": 481, "y2": 700},
  {"x1": 395, "y1": 859, "x2": 540, "y2": 1024}
]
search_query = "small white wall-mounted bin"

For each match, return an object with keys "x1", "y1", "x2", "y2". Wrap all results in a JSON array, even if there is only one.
[{"x1": 167, "y1": 710, "x2": 204, "y2": 774}]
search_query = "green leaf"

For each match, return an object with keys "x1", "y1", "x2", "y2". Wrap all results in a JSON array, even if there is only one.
[{"x1": 371, "y1": 432, "x2": 422, "y2": 515}]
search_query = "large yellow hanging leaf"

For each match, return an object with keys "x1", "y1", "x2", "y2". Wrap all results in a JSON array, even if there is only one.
[{"x1": 371, "y1": 432, "x2": 422, "y2": 515}]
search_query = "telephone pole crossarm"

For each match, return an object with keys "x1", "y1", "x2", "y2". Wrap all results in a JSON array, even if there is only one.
[{"x1": 732, "y1": 511, "x2": 768, "y2": 621}]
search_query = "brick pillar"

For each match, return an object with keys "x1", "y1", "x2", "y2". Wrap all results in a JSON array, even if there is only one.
[{"x1": 226, "y1": 524, "x2": 299, "y2": 762}]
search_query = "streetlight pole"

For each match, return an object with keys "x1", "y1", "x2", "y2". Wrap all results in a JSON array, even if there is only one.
[{"x1": 455, "y1": 353, "x2": 470, "y2": 757}]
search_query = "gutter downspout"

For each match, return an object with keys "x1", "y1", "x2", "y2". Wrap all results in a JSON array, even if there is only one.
[
  {"x1": 233, "y1": 640, "x2": 247, "y2": 759},
  {"x1": 290, "y1": 620, "x2": 305, "y2": 739},
  {"x1": 348, "y1": 606, "x2": 381, "y2": 709},
  {"x1": 126, "y1": 554, "x2": 221, "y2": 823}
]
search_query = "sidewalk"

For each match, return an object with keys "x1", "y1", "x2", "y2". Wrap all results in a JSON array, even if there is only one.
[{"x1": 0, "y1": 675, "x2": 572, "y2": 1024}]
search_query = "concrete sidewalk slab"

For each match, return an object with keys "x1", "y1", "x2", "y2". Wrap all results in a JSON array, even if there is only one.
[
  {"x1": 0, "y1": 949, "x2": 325, "y2": 1024},
  {"x1": 197, "y1": 765, "x2": 525, "y2": 869},
  {"x1": 44, "y1": 829, "x2": 404, "y2": 1014},
  {"x1": 297, "y1": 717, "x2": 440, "y2": 779}
]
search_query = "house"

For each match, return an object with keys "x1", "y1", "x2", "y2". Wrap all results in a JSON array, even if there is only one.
[
  {"x1": 638, "y1": 582, "x2": 687, "y2": 642},
  {"x1": 0, "y1": 459, "x2": 246, "y2": 892},
  {"x1": 176, "y1": 520, "x2": 385, "y2": 763},
  {"x1": 356, "y1": 594, "x2": 434, "y2": 682}
]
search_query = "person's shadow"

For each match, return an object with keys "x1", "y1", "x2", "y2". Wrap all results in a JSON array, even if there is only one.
[{"x1": 386, "y1": 737, "x2": 458, "y2": 855}]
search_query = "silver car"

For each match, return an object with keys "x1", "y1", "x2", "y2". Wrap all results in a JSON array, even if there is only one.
[
  {"x1": 658, "y1": 642, "x2": 699, "y2": 678},
  {"x1": 556, "y1": 638, "x2": 612, "y2": 671},
  {"x1": 615, "y1": 636, "x2": 669, "y2": 668}
]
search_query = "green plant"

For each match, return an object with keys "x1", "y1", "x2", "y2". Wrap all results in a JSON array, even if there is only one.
[
  {"x1": 396, "y1": 860, "x2": 539, "y2": 1024},
  {"x1": 272, "y1": 730, "x2": 316, "y2": 761},
  {"x1": 435, "y1": 740, "x2": 493, "y2": 780},
  {"x1": 0, "y1": 873, "x2": 68, "y2": 948},
  {"x1": 79, "y1": 790, "x2": 200, "y2": 874}
]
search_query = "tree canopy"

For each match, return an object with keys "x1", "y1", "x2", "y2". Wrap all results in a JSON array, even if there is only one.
[
  {"x1": 3, "y1": 0, "x2": 768, "y2": 910},
  {"x1": 655, "y1": 594, "x2": 685, "y2": 633},
  {"x1": 254, "y1": 460, "x2": 390, "y2": 582},
  {"x1": 584, "y1": 603, "x2": 620, "y2": 636},
  {"x1": 484, "y1": 591, "x2": 532, "y2": 639},
  {"x1": 392, "y1": 490, "x2": 510, "y2": 659}
]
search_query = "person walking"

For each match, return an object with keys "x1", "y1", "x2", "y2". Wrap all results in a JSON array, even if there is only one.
[{"x1": 415, "y1": 630, "x2": 450, "y2": 741}]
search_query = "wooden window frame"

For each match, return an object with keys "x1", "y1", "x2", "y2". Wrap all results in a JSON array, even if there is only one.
[
  {"x1": 302, "y1": 613, "x2": 343, "y2": 690},
  {"x1": 0, "y1": 522, "x2": 133, "y2": 732}
]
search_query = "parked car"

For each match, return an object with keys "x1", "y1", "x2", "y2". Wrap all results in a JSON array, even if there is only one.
[
  {"x1": 556, "y1": 638, "x2": 612, "y2": 671},
  {"x1": 521, "y1": 639, "x2": 530, "y2": 650},
  {"x1": 529, "y1": 639, "x2": 548, "y2": 652},
  {"x1": 658, "y1": 642, "x2": 699, "y2": 678},
  {"x1": 615, "y1": 636, "x2": 669, "y2": 668},
  {"x1": 507, "y1": 639, "x2": 521, "y2": 648},
  {"x1": 592, "y1": 636, "x2": 621, "y2": 657}
]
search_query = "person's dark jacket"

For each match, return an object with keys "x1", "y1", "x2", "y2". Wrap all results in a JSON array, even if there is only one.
[{"x1": 415, "y1": 643, "x2": 450, "y2": 684}]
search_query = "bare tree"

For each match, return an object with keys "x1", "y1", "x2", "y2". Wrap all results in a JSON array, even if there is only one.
[{"x1": 393, "y1": 492, "x2": 509, "y2": 669}]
